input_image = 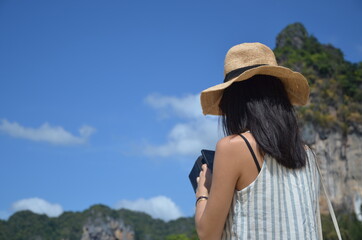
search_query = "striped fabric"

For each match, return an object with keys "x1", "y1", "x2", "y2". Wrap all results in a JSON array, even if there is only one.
[{"x1": 221, "y1": 148, "x2": 321, "y2": 240}]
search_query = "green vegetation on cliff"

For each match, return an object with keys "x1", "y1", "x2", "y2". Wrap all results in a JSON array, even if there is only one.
[
  {"x1": 0, "y1": 205, "x2": 197, "y2": 240},
  {"x1": 1, "y1": 206, "x2": 362, "y2": 240},
  {"x1": 275, "y1": 23, "x2": 362, "y2": 135},
  {"x1": 322, "y1": 212, "x2": 362, "y2": 240}
]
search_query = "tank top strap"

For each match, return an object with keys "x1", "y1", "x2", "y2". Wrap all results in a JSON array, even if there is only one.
[{"x1": 238, "y1": 134, "x2": 261, "y2": 173}]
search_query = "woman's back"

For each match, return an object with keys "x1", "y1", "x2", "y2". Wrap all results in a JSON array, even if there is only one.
[
  {"x1": 222, "y1": 148, "x2": 321, "y2": 240},
  {"x1": 195, "y1": 43, "x2": 317, "y2": 240}
]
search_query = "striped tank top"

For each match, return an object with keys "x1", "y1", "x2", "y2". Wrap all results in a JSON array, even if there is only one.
[{"x1": 221, "y1": 148, "x2": 321, "y2": 240}]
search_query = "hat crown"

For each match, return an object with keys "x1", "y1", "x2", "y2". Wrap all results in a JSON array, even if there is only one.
[{"x1": 224, "y1": 42, "x2": 278, "y2": 76}]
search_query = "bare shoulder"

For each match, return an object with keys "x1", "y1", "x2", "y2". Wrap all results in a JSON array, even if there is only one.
[
  {"x1": 215, "y1": 135, "x2": 249, "y2": 162},
  {"x1": 216, "y1": 133, "x2": 262, "y2": 165},
  {"x1": 216, "y1": 134, "x2": 252, "y2": 149},
  {"x1": 216, "y1": 135, "x2": 243, "y2": 151}
]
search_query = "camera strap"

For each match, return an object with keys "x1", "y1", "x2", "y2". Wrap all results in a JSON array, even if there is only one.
[{"x1": 314, "y1": 156, "x2": 342, "y2": 240}]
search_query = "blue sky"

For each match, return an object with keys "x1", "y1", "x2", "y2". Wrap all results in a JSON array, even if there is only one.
[{"x1": 0, "y1": 0, "x2": 361, "y2": 221}]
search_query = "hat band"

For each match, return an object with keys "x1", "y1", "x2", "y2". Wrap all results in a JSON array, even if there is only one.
[{"x1": 224, "y1": 64, "x2": 267, "y2": 83}]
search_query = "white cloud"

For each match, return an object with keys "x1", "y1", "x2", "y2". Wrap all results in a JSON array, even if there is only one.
[
  {"x1": 145, "y1": 94, "x2": 202, "y2": 119},
  {"x1": 0, "y1": 119, "x2": 96, "y2": 145},
  {"x1": 144, "y1": 118, "x2": 218, "y2": 157},
  {"x1": 144, "y1": 94, "x2": 221, "y2": 157},
  {"x1": 114, "y1": 196, "x2": 182, "y2": 221},
  {"x1": 11, "y1": 197, "x2": 63, "y2": 217}
]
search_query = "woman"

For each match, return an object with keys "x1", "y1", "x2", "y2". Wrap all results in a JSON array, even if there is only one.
[{"x1": 195, "y1": 43, "x2": 321, "y2": 239}]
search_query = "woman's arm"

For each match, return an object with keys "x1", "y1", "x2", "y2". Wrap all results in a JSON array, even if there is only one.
[{"x1": 195, "y1": 136, "x2": 246, "y2": 240}]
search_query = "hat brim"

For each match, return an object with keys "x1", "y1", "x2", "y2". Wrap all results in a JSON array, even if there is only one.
[{"x1": 200, "y1": 65, "x2": 310, "y2": 115}]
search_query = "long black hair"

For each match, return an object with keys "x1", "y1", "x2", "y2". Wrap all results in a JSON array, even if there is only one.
[{"x1": 219, "y1": 74, "x2": 306, "y2": 169}]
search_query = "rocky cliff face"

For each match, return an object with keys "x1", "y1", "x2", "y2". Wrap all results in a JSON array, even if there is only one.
[
  {"x1": 81, "y1": 216, "x2": 134, "y2": 240},
  {"x1": 276, "y1": 23, "x2": 308, "y2": 50},
  {"x1": 302, "y1": 124, "x2": 362, "y2": 220}
]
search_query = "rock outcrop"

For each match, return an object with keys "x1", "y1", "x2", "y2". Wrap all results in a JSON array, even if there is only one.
[
  {"x1": 276, "y1": 22, "x2": 308, "y2": 50},
  {"x1": 302, "y1": 125, "x2": 362, "y2": 220},
  {"x1": 81, "y1": 216, "x2": 134, "y2": 240}
]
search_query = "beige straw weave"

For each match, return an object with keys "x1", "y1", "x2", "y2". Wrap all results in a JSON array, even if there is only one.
[{"x1": 200, "y1": 42, "x2": 310, "y2": 115}]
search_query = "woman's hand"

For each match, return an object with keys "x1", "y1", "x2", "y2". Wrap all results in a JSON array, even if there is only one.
[{"x1": 196, "y1": 164, "x2": 212, "y2": 198}]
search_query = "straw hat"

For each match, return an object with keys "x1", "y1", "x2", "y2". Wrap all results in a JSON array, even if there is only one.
[{"x1": 200, "y1": 42, "x2": 310, "y2": 115}]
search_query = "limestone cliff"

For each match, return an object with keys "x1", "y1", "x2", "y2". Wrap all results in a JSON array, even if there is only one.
[
  {"x1": 302, "y1": 125, "x2": 362, "y2": 220},
  {"x1": 81, "y1": 216, "x2": 134, "y2": 240}
]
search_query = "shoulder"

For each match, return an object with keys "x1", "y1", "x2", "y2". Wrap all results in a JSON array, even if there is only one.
[
  {"x1": 215, "y1": 135, "x2": 251, "y2": 162},
  {"x1": 216, "y1": 134, "x2": 252, "y2": 150},
  {"x1": 216, "y1": 135, "x2": 242, "y2": 152},
  {"x1": 212, "y1": 135, "x2": 245, "y2": 184}
]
